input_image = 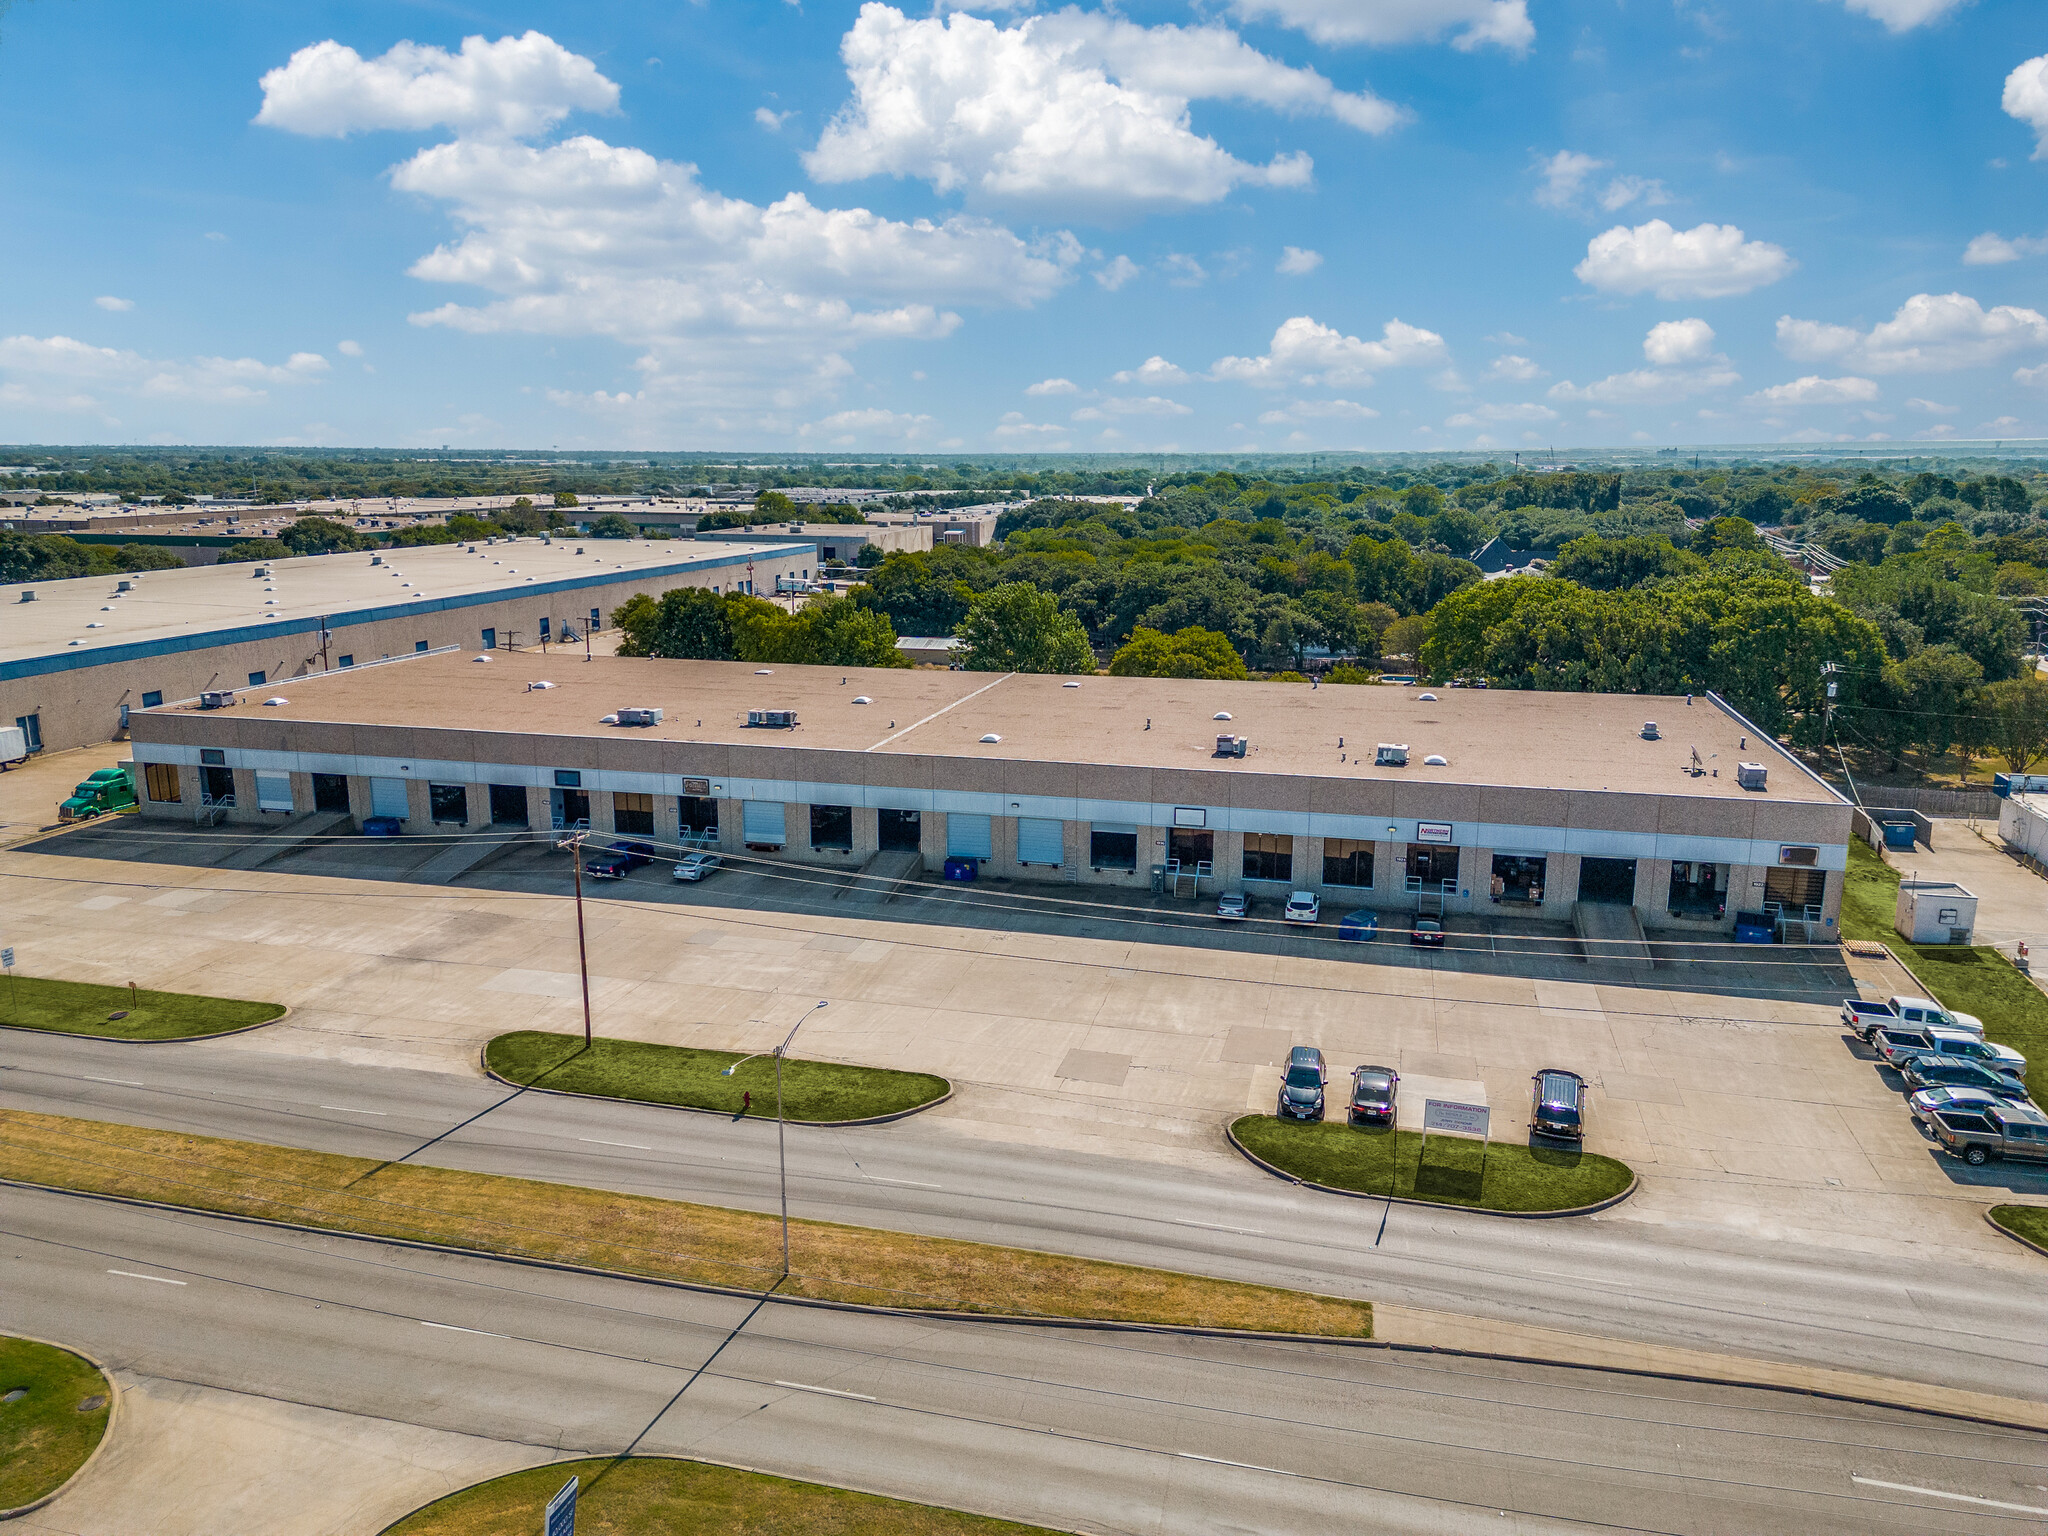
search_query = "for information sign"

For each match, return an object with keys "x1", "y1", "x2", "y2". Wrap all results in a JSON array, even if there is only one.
[
  {"x1": 1421, "y1": 1099, "x2": 1489, "y2": 1139},
  {"x1": 544, "y1": 1475, "x2": 578, "y2": 1536}
]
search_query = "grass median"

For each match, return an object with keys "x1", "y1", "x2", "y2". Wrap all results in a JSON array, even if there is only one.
[
  {"x1": 485, "y1": 1032, "x2": 948, "y2": 1122},
  {"x1": 1233, "y1": 1115, "x2": 1634, "y2": 1213},
  {"x1": 382, "y1": 1457, "x2": 1055, "y2": 1536},
  {"x1": 0, "y1": 1109, "x2": 1370, "y2": 1338},
  {"x1": 1990, "y1": 1205, "x2": 2048, "y2": 1253},
  {"x1": 0, "y1": 1337, "x2": 111, "y2": 1511},
  {"x1": 0, "y1": 974, "x2": 285, "y2": 1042}
]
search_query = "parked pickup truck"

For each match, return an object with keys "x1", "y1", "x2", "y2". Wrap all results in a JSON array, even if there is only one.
[
  {"x1": 1876, "y1": 1025, "x2": 2027, "y2": 1076},
  {"x1": 1929, "y1": 1101, "x2": 2048, "y2": 1166},
  {"x1": 1842, "y1": 994, "x2": 1984, "y2": 1040}
]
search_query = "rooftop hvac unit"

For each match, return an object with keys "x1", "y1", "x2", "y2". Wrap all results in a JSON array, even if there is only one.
[
  {"x1": 18, "y1": 589, "x2": 33, "y2": 602},
  {"x1": 747, "y1": 708, "x2": 798, "y2": 728},
  {"x1": 1735, "y1": 761, "x2": 1768, "y2": 790},
  {"x1": 1641, "y1": 721, "x2": 1660, "y2": 739},
  {"x1": 1215, "y1": 734, "x2": 1248, "y2": 758},
  {"x1": 615, "y1": 706, "x2": 664, "y2": 727},
  {"x1": 199, "y1": 690, "x2": 237, "y2": 710},
  {"x1": 1375, "y1": 743, "x2": 1409, "y2": 767}
]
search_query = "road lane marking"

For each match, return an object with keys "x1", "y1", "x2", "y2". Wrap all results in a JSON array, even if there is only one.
[
  {"x1": 1177, "y1": 1452, "x2": 1295, "y2": 1478},
  {"x1": 1851, "y1": 1477, "x2": 2048, "y2": 1516},
  {"x1": 1173, "y1": 1219, "x2": 1265, "y2": 1235},
  {"x1": 107, "y1": 1269, "x2": 185, "y2": 1285},
  {"x1": 421, "y1": 1321, "x2": 509, "y2": 1338},
  {"x1": 774, "y1": 1380, "x2": 877, "y2": 1401},
  {"x1": 578, "y1": 1137, "x2": 651, "y2": 1150},
  {"x1": 319, "y1": 1105, "x2": 387, "y2": 1115},
  {"x1": 869, "y1": 1177, "x2": 942, "y2": 1189},
  {"x1": 83, "y1": 1076, "x2": 145, "y2": 1087}
]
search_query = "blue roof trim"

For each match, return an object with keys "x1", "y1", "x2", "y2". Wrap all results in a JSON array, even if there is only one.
[{"x1": 0, "y1": 543, "x2": 805, "y2": 683}]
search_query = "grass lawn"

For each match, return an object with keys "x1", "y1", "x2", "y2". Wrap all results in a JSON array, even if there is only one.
[
  {"x1": 1232, "y1": 1115, "x2": 1634, "y2": 1213},
  {"x1": 383, "y1": 1457, "x2": 1056, "y2": 1536},
  {"x1": 1990, "y1": 1205, "x2": 2048, "y2": 1252},
  {"x1": 485, "y1": 1032, "x2": 948, "y2": 1122},
  {"x1": 0, "y1": 1337, "x2": 111, "y2": 1511},
  {"x1": 0, "y1": 975, "x2": 284, "y2": 1042},
  {"x1": 0, "y1": 1110, "x2": 1370, "y2": 1338},
  {"x1": 1840, "y1": 840, "x2": 2048, "y2": 1106}
]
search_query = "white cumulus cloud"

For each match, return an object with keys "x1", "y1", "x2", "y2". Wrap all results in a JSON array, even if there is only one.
[
  {"x1": 1906, "y1": 396, "x2": 1958, "y2": 413},
  {"x1": 2017, "y1": 364, "x2": 2048, "y2": 388},
  {"x1": 992, "y1": 412, "x2": 1072, "y2": 446},
  {"x1": 1746, "y1": 375, "x2": 1880, "y2": 406},
  {"x1": 1965, "y1": 231, "x2": 2048, "y2": 265},
  {"x1": 1094, "y1": 255, "x2": 1141, "y2": 290},
  {"x1": 1228, "y1": 0, "x2": 1532, "y2": 51},
  {"x1": 1111, "y1": 356, "x2": 1190, "y2": 385},
  {"x1": 803, "y1": 6, "x2": 1401, "y2": 218},
  {"x1": 1833, "y1": 0, "x2": 1971, "y2": 30},
  {"x1": 1548, "y1": 320, "x2": 1739, "y2": 403},
  {"x1": 1533, "y1": 152, "x2": 1672, "y2": 214},
  {"x1": 1256, "y1": 398, "x2": 1379, "y2": 424},
  {"x1": 1445, "y1": 401, "x2": 1558, "y2": 427},
  {"x1": 1483, "y1": 354, "x2": 1544, "y2": 382},
  {"x1": 1209, "y1": 314, "x2": 1446, "y2": 388},
  {"x1": 1776, "y1": 291, "x2": 2048, "y2": 372},
  {"x1": 2008, "y1": 54, "x2": 2048, "y2": 159},
  {"x1": 1025, "y1": 376, "x2": 1077, "y2": 395},
  {"x1": 1276, "y1": 245, "x2": 1322, "y2": 275},
  {"x1": 93, "y1": 296, "x2": 134, "y2": 312},
  {"x1": 0, "y1": 334, "x2": 329, "y2": 410},
  {"x1": 1071, "y1": 394, "x2": 1193, "y2": 419},
  {"x1": 1575, "y1": 219, "x2": 1793, "y2": 300},
  {"x1": 337, "y1": 339, "x2": 364, "y2": 356},
  {"x1": 255, "y1": 32, "x2": 619, "y2": 139},
  {"x1": 799, "y1": 407, "x2": 936, "y2": 445}
]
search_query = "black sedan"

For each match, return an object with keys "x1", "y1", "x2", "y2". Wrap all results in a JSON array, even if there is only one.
[
  {"x1": 1409, "y1": 916, "x2": 1446, "y2": 947},
  {"x1": 1348, "y1": 1065, "x2": 1398, "y2": 1125},
  {"x1": 584, "y1": 839, "x2": 656, "y2": 879}
]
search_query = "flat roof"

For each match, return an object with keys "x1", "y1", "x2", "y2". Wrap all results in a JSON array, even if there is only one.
[
  {"x1": 151, "y1": 651, "x2": 1842, "y2": 802},
  {"x1": 0, "y1": 538, "x2": 809, "y2": 678}
]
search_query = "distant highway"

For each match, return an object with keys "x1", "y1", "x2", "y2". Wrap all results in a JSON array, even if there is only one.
[
  {"x1": 6, "y1": 1186, "x2": 2045, "y2": 1535},
  {"x1": 5, "y1": 1032, "x2": 2045, "y2": 1410}
]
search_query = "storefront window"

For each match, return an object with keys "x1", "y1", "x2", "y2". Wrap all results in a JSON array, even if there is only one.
[
  {"x1": 1243, "y1": 833, "x2": 1294, "y2": 883},
  {"x1": 1668, "y1": 860, "x2": 1726, "y2": 916},
  {"x1": 1490, "y1": 854, "x2": 1546, "y2": 905},
  {"x1": 1323, "y1": 838, "x2": 1374, "y2": 887}
]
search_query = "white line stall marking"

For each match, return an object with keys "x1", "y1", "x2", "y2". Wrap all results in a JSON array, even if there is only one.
[
  {"x1": 107, "y1": 1270, "x2": 185, "y2": 1285},
  {"x1": 774, "y1": 1381, "x2": 877, "y2": 1402},
  {"x1": 1851, "y1": 1477, "x2": 2048, "y2": 1516}
]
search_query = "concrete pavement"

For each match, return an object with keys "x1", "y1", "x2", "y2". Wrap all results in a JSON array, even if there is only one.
[
  {"x1": 6, "y1": 1032, "x2": 2046, "y2": 1409},
  {"x1": 6, "y1": 1186, "x2": 2043, "y2": 1536}
]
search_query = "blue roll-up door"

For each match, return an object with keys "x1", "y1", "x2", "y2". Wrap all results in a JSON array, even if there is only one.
[
  {"x1": 1016, "y1": 817, "x2": 1063, "y2": 866},
  {"x1": 369, "y1": 777, "x2": 408, "y2": 819},
  {"x1": 742, "y1": 800, "x2": 786, "y2": 846},
  {"x1": 946, "y1": 812, "x2": 992, "y2": 859}
]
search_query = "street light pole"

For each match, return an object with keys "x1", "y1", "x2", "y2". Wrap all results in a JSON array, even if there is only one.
[
  {"x1": 774, "y1": 1000, "x2": 828, "y2": 1279},
  {"x1": 555, "y1": 831, "x2": 594, "y2": 1048}
]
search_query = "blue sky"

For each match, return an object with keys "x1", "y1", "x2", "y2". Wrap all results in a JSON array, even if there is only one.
[{"x1": 4, "y1": 0, "x2": 2047, "y2": 453}]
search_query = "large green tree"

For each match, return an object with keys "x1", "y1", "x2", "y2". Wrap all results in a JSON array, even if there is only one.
[
  {"x1": 955, "y1": 582, "x2": 1095, "y2": 673},
  {"x1": 1107, "y1": 625, "x2": 1249, "y2": 679}
]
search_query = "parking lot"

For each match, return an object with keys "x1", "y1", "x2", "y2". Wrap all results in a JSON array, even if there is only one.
[{"x1": 4, "y1": 794, "x2": 2037, "y2": 1270}]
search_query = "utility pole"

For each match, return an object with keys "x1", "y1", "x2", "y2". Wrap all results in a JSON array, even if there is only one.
[
  {"x1": 773, "y1": 1000, "x2": 828, "y2": 1278},
  {"x1": 554, "y1": 831, "x2": 595, "y2": 1047}
]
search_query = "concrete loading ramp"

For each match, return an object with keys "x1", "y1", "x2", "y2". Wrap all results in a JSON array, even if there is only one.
[{"x1": 1573, "y1": 901, "x2": 1652, "y2": 969}]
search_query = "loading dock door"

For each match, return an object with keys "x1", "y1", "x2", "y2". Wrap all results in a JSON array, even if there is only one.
[
  {"x1": 1577, "y1": 856, "x2": 1637, "y2": 905},
  {"x1": 946, "y1": 813, "x2": 993, "y2": 860},
  {"x1": 742, "y1": 800, "x2": 786, "y2": 847},
  {"x1": 369, "y1": 777, "x2": 409, "y2": 820},
  {"x1": 1016, "y1": 817, "x2": 1064, "y2": 866},
  {"x1": 878, "y1": 808, "x2": 921, "y2": 851}
]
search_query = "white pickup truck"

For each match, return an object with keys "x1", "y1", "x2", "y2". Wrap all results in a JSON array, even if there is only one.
[{"x1": 1841, "y1": 994, "x2": 1984, "y2": 1040}]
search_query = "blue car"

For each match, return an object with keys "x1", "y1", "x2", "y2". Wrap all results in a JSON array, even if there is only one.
[
  {"x1": 585, "y1": 839, "x2": 655, "y2": 879},
  {"x1": 1337, "y1": 909, "x2": 1379, "y2": 941}
]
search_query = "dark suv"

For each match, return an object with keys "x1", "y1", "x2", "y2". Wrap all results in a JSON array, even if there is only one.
[
  {"x1": 1531, "y1": 1068, "x2": 1587, "y2": 1141},
  {"x1": 1348, "y1": 1065, "x2": 1398, "y2": 1126},
  {"x1": 585, "y1": 839, "x2": 655, "y2": 879},
  {"x1": 1277, "y1": 1046, "x2": 1327, "y2": 1122}
]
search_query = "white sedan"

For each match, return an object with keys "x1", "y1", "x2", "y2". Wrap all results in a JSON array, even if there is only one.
[
  {"x1": 1282, "y1": 891, "x2": 1320, "y2": 924},
  {"x1": 673, "y1": 851, "x2": 723, "y2": 882}
]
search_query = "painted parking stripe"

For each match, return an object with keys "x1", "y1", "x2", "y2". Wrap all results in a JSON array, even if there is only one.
[
  {"x1": 1851, "y1": 1476, "x2": 2048, "y2": 1516},
  {"x1": 869, "y1": 1177, "x2": 942, "y2": 1189},
  {"x1": 421, "y1": 1321, "x2": 509, "y2": 1339},
  {"x1": 83, "y1": 1076, "x2": 145, "y2": 1087},
  {"x1": 1178, "y1": 1452, "x2": 1296, "y2": 1478},
  {"x1": 319, "y1": 1105, "x2": 387, "y2": 1115},
  {"x1": 107, "y1": 1269, "x2": 185, "y2": 1285},
  {"x1": 578, "y1": 1137, "x2": 651, "y2": 1150},
  {"x1": 1173, "y1": 1219, "x2": 1265, "y2": 1235},
  {"x1": 774, "y1": 1380, "x2": 877, "y2": 1402}
]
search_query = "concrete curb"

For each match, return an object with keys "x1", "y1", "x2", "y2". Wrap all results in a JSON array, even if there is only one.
[
  {"x1": 478, "y1": 1042, "x2": 954, "y2": 1128},
  {"x1": 11, "y1": 1178, "x2": 2044, "y2": 1437},
  {"x1": 1985, "y1": 1206, "x2": 2048, "y2": 1261},
  {"x1": 0, "y1": 1002, "x2": 291, "y2": 1046},
  {"x1": 0, "y1": 1176, "x2": 1371, "y2": 1349},
  {"x1": 1224, "y1": 1119, "x2": 1639, "y2": 1220},
  {"x1": 0, "y1": 1333, "x2": 121, "y2": 1522}
]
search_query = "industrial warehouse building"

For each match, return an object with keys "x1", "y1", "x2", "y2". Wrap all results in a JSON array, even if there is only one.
[
  {"x1": 0, "y1": 536, "x2": 810, "y2": 753},
  {"x1": 127, "y1": 653, "x2": 1852, "y2": 937}
]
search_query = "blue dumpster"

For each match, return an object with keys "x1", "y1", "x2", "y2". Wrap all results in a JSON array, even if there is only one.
[
  {"x1": 1882, "y1": 821, "x2": 1916, "y2": 851},
  {"x1": 1733, "y1": 909, "x2": 1775, "y2": 944},
  {"x1": 942, "y1": 856, "x2": 978, "y2": 882}
]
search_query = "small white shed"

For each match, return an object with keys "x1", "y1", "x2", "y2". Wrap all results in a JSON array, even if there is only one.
[{"x1": 1894, "y1": 879, "x2": 1978, "y2": 946}]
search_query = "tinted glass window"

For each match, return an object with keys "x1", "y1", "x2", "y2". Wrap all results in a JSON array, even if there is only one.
[
  {"x1": 1939, "y1": 1112, "x2": 1995, "y2": 1133},
  {"x1": 1285, "y1": 1067, "x2": 1321, "y2": 1088}
]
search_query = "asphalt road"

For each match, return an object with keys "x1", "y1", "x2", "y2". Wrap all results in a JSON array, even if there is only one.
[
  {"x1": 6, "y1": 1031, "x2": 2047, "y2": 1408},
  {"x1": 5, "y1": 1186, "x2": 2045, "y2": 1535}
]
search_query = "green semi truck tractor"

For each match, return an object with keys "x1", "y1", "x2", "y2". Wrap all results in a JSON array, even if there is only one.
[{"x1": 58, "y1": 766, "x2": 138, "y2": 822}]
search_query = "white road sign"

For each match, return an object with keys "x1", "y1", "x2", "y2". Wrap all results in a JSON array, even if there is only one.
[{"x1": 1422, "y1": 1099, "x2": 1489, "y2": 1139}]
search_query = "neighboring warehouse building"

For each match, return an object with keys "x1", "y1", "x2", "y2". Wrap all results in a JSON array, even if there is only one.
[
  {"x1": 2, "y1": 538, "x2": 809, "y2": 753},
  {"x1": 128, "y1": 655, "x2": 1850, "y2": 936},
  {"x1": 693, "y1": 521, "x2": 934, "y2": 564}
]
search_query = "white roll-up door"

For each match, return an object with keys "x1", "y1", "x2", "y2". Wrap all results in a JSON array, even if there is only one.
[
  {"x1": 946, "y1": 812, "x2": 993, "y2": 859},
  {"x1": 255, "y1": 773, "x2": 293, "y2": 813},
  {"x1": 1016, "y1": 817, "x2": 1063, "y2": 866},
  {"x1": 742, "y1": 800, "x2": 786, "y2": 845},
  {"x1": 369, "y1": 777, "x2": 408, "y2": 819}
]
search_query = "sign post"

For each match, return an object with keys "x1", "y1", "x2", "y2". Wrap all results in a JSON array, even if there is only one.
[
  {"x1": 2, "y1": 946, "x2": 14, "y2": 1020},
  {"x1": 1420, "y1": 1098, "x2": 1490, "y2": 1185},
  {"x1": 543, "y1": 1474, "x2": 578, "y2": 1536}
]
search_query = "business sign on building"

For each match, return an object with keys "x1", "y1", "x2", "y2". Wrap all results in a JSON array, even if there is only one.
[
  {"x1": 1172, "y1": 806, "x2": 1207, "y2": 828},
  {"x1": 1415, "y1": 822, "x2": 1454, "y2": 844},
  {"x1": 683, "y1": 777, "x2": 711, "y2": 796}
]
